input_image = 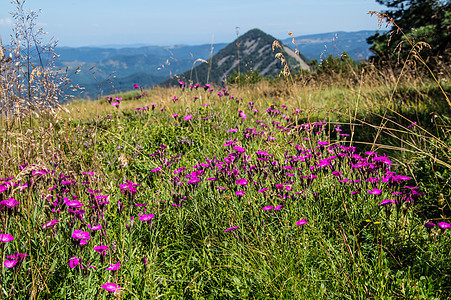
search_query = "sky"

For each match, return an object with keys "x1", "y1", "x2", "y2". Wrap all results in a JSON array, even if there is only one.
[{"x1": 0, "y1": 0, "x2": 387, "y2": 47}]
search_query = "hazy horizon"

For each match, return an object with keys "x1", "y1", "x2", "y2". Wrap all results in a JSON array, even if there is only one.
[{"x1": 0, "y1": 0, "x2": 387, "y2": 48}]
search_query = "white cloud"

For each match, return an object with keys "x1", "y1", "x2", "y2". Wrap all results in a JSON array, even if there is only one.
[{"x1": 0, "y1": 18, "x2": 13, "y2": 27}]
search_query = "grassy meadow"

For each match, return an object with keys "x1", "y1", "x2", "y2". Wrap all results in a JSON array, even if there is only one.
[{"x1": 1, "y1": 61, "x2": 451, "y2": 299}]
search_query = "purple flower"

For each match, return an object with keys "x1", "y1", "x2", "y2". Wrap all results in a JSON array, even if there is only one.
[
  {"x1": 263, "y1": 205, "x2": 274, "y2": 211},
  {"x1": 184, "y1": 115, "x2": 193, "y2": 121},
  {"x1": 96, "y1": 195, "x2": 110, "y2": 203},
  {"x1": 223, "y1": 140, "x2": 235, "y2": 147},
  {"x1": 151, "y1": 166, "x2": 162, "y2": 172},
  {"x1": 0, "y1": 233, "x2": 14, "y2": 242},
  {"x1": 236, "y1": 191, "x2": 245, "y2": 196},
  {"x1": 68, "y1": 256, "x2": 81, "y2": 269},
  {"x1": 119, "y1": 180, "x2": 140, "y2": 196},
  {"x1": 94, "y1": 245, "x2": 108, "y2": 254},
  {"x1": 438, "y1": 222, "x2": 451, "y2": 229},
  {"x1": 5, "y1": 252, "x2": 28, "y2": 269},
  {"x1": 424, "y1": 222, "x2": 436, "y2": 229},
  {"x1": 373, "y1": 156, "x2": 393, "y2": 165},
  {"x1": 274, "y1": 205, "x2": 283, "y2": 210},
  {"x1": 1, "y1": 198, "x2": 19, "y2": 208},
  {"x1": 232, "y1": 146, "x2": 245, "y2": 153},
  {"x1": 296, "y1": 219, "x2": 308, "y2": 226},
  {"x1": 216, "y1": 187, "x2": 227, "y2": 190},
  {"x1": 225, "y1": 226, "x2": 239, "y2": 232},
  {"x1": 187, "y1": 177, "x2": 200, "y2": 184},
  {"x1": 87, "y1": 224, "x2": 102, "y2": 231},
  {"x1": 4, "y1": 259, "x2": 18, "y2": 269},
  {"x1": 235, "y1": 178, "x2": 248, "y2": 186},
  {"x1": 173, "y1": 167, "x2": 185, "y2": 174},
  {"x1": 65, "y1": 200, "x2": 84, "y2": 208},
  {"x1": 139, "y1": 214, "x2": 155, "y2": 222},
  {"x1": 111, "y1": 101, "x2": 119, "y2": 107},
  {"x1": 258, "y1": 188, "x2": 268, "y2": 193},
  {"x1": 72, "y1": 229, "x2": 91, "y2": 240},
  {"x1": 101, "y1": 283, "x2": 121, "y2": 292},
  {"x1": 106, "y1": 262, "x2": 121, "y2": 271},
  {"x1": 368, "y1": 189, "x2": 382, "y2": 195},
  {"x1": 379, "y1": 199, "x2": 395, "y2": 206},
  {"x1": 42, "y1": 219, "x2": 59, "y2": 229}
]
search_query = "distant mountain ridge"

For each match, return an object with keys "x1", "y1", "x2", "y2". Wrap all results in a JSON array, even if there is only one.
[
  {"x1": 165, "y1": 28, "x2": 310, "y2": 86},
  {"x1": 282, "y1": 30, "x2": 378, "y2": 61},
  {"x1": 55, "y1": 30, "x2": 378, "y2": 97},
  {"x1": 56, "y1": 43, "x2": 227, "y2": 98}
]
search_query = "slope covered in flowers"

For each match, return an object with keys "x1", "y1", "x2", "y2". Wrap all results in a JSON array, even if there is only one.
[{"x1": 1, "y1": 83, "x2": 450, "y2": 299}]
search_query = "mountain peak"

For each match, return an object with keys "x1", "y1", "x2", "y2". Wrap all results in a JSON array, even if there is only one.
[{"x1": 169, "y1": 28, "x2": 310, "y2": 85}]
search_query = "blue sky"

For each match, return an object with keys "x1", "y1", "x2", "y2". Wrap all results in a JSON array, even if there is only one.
[{"x1": 0, "y1": 0, "x2": 387, "y2": 47}]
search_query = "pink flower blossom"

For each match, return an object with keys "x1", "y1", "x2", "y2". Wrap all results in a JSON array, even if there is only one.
[
  {"x1": 87, "y1": 224, "x2": 102, "y2": 231},
  {"x1": 0, "y1": 233, "x2": 14, "y2": 242},
  {"x1": 424, "y1": 222, "x2": 436, "y2": 229},
  {"x1": 4, "y1": 259, "x2": 18, "y2": 268},
  {"x1": 139, "y1": 214, "x2": 155, "y2": 222},
  {"x1": 106, "y1": 262, "x2": 121, "y2": 271},
  {"x1": 368, "y1": 189, "x2": 382, "y2": 195},
  {"x1": 187, "y1": 177, "x2": 200, "y2": 184},
  {"x1": 72, "y1": 229, "x2": 91, "y2": 240},
  {"x1": 42, "y1": 219, "x2": 59, "y2": 229},
  {"x1": 225, "y1": 226, "x2": 239, "y2": 232},
  {"x1": 1, "y1": 198, "x2": 19, "y2": 208},
  {"x1": 233, "y1": 146, "x2": 245, "y2": 153},
  {"x1": 65, "y1": 200, "x2": 84, "y2": 208},
  {"x1": 296, "y1": 219, "x2": 308, "y2": 226},
  {"x1": 68, "y1": 256, "x2": 81, "y2": 269},
  {"x1": 438, "y1": 222, "x2": 451, "y2": 229},
  {"x1": 379, "y1": 199, "x2": 395, "y2": 206},
  {"x1": 81, "y1": 171, "x2": 95, "y2": 176},
  {"x1": 101, "y1": 283, "x2": 121, "y2": 292},
  {"x1": 94, "y1": 245, "x2": 108, "y2": 254},
  {"x1": 235, "y1": 178, "x2": 248, "y2": 186}
]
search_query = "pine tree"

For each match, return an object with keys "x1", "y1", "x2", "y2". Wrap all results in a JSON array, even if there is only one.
[{"x1": 367, "y1": 0, "x2": 450, "y2": 65}]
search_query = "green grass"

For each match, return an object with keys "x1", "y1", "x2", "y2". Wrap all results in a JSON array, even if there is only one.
[{"x1": 0, "y1": 77, "x2": 450, "y2": 299}]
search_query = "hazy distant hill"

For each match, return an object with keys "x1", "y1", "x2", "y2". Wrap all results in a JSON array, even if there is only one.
[
  {"x1": 57, "y1": 43, "x2": 227, "y2": 98},
  {"x1": 165, "y1": 28, "x2": 310, "y2": 86},
  {"x1": 56, "y1": 30, "x2": 377, "y2": 98},
  {"x1": 282, "y1": 30, "x2": 377, "y2": 61}
]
